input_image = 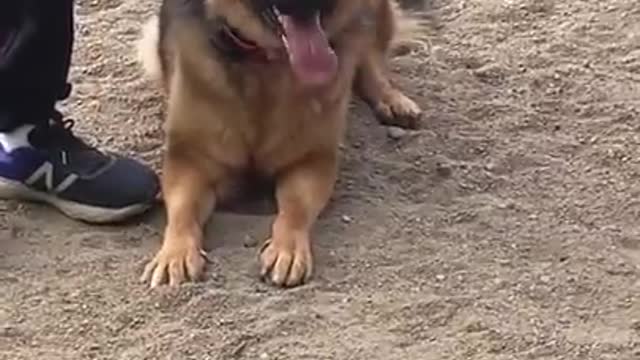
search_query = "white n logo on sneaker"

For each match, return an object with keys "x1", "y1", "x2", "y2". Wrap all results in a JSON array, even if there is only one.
[{"x1": 25, "y1": 162, "x2": 79, "y2": 194}]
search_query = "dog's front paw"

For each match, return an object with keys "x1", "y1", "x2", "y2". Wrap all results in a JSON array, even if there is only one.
[
  {"x1": 374, "y1": 90, "x2": 423, "y2": 129},
  {"x1": 259, "y1": 235, "x2": 313, "y2": 288},
  {"x1": 141, "y1": 238, "x2": 206, "y2": 288}
]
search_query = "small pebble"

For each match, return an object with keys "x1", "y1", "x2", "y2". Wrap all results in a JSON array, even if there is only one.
[
  {"x1": 341, "y1": 215, "x2": 353, "y2": 224},
  {"x1": 243, "y1": 235, "x2": 259, "y2": 248},
  {"x1": 435, "y1": 162, "x2": 453, "y2": 177},
  {"x1": 0, "y1": 326, "x2": 18, "y2": 337},
  {"x1": 436, "y1": 274, "x2": 446, "y2": 281},
  {"x1": 387, "y1": 126, "x2": 408, "y2": 140},
  {"x1": 485, "y1": 162, "x2": 497, "y2": 171}
]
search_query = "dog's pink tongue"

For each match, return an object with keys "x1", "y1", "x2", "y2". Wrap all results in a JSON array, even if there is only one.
[{"x1": 280, "y1": 15, "x2": 337, "y2": 87}]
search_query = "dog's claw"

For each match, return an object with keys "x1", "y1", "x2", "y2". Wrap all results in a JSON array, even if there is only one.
[
  {"x1": 259, "y1": 237, "x2": 312, "y2": 288},
  {"x1": 141, "y1": 241, "x2": 206, "y2": 287}
]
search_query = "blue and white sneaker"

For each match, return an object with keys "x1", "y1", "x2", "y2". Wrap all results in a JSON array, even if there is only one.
[{"x1": 0, "y1": 111, "x2": 160, "y2": 223}]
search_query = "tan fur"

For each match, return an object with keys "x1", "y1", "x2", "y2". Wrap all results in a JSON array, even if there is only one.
[
  {"x1": 137, "y1": 16, "x2": 162, "y2": 82},
  {"x1": 389, "y1": 0, "x2": 426, "y2": 46},
  {"x1": 138, "y1": 0, "x2": 423, "y2": 288}
]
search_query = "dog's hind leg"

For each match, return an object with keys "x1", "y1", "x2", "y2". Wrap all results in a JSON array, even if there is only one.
[{"x1": 355, "y1": 0, "x2": 422, "y2": 129}]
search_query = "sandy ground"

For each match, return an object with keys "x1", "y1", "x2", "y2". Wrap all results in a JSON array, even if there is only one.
[{"x1": 2, "y1": 0, "x2": 640, "y2": 359}]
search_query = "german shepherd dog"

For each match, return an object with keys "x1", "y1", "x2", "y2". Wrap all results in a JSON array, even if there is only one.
[{"x1": 138, "y1": 0, "x2": 422, "y2": 288}]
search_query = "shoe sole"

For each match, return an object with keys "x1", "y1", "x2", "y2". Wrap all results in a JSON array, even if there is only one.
[{"x1": 0, "y1": 178, "x2": 153, "y2": 224}]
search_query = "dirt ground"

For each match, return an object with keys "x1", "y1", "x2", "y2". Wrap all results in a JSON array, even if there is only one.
[{"x1": 1, "y1": 0, "x2": 640, "y2": 359}]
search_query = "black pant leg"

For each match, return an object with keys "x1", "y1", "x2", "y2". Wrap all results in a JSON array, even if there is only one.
[{"x1": 0, "y1": 0, "x2": 74, "y2": 132}]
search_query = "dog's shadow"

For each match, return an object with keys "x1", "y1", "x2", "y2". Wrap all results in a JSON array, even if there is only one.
[
  {"x1": 142, "y1": 172, "x2": 345, "y2": 252},
  {"x1": 203, "y1": 176, "x2": 277, "y2": 250},
  {"x1": 142, "y1": 175, "x2": 277, "y2": 250}
]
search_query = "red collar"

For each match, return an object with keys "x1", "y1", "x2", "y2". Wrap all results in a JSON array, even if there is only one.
[{"x1": 220, "y1": 25, "x2": 275, "y2": 63}]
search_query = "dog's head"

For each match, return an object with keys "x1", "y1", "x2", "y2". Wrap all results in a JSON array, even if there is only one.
[{"x1": 205, "y1": 0, "x2": 364, "y2": 87}]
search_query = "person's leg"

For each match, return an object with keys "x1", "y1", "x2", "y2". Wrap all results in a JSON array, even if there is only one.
[
  {"x1": 0, "y1": 0, "x2": 160, "y2": 223},
  {"x1": 0, "y1": 0, "x2": 72, "y2": 130}
]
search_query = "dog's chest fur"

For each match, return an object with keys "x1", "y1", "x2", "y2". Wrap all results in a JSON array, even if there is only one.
[{"x1": 206, "y1": 64, "x2": 354, "y2": 173}]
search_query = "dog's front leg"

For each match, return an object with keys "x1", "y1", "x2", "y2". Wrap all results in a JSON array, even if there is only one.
[
  {"x1": 260, "y1": 152, "x2": 338, "y2": 288},
  {"x1": 141, "y1": 152, "x2": 217, "y2": 288}
]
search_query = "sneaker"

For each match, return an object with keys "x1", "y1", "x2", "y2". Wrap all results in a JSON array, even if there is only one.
[{"x1": 0, "y1": 111, "x2": 160, "y2": 223}]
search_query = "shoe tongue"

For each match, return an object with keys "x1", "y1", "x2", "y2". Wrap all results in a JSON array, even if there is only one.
[{"x1": 280, "y1": 14, "x2": 338, "y2": 87}]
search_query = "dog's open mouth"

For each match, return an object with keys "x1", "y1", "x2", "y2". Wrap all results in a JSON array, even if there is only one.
[
  {"x1": 221, "y1": 6, "x2": 338, "y2": 87},
  {"x1": 273, "y1": 8, "x2": 338, "y2": 87}
]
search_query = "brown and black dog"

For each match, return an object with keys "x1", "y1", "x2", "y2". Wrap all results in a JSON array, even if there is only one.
[{"x1": 137, "y1": 0, "x2": 423, "y2": 288}]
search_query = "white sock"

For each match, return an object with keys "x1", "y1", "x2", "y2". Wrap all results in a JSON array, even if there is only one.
[{"x1": 0, "y1": 125, "x2": 35, "y2": 152}]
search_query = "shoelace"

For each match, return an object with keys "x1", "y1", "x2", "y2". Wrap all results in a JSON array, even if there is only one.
[
  {"x1": 30, "y1": 110, "x2": 103, "y2": 167},
  {"x1": 50, "y1": 111, "x2": 87, "y2": 150}
]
